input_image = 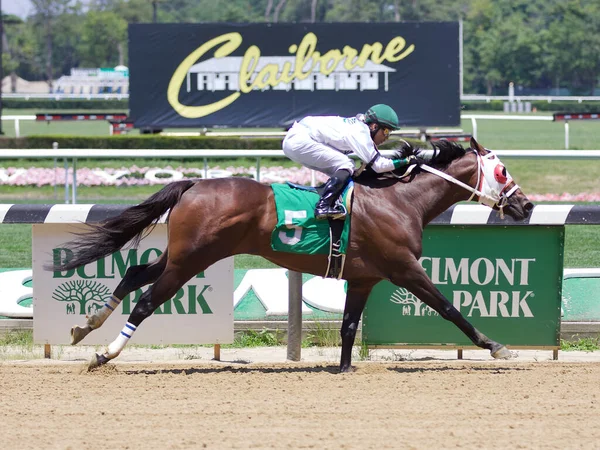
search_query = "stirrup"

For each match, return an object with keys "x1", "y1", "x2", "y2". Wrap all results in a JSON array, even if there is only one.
[{"x1": 314, "y1": 205, "x2": 347, "y2": 221}]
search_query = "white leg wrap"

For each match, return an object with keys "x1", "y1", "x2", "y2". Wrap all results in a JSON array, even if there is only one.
[
  {"x1": 106, "y1": 322, "x2": 136, "y2": 359},
  {"x1": 88, "y1": 295, "x2": 122, "y2": 329}
]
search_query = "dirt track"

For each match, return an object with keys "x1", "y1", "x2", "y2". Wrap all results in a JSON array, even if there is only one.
[{"x1": 1, "y1": 359, "x2": 599, "y2": 449}]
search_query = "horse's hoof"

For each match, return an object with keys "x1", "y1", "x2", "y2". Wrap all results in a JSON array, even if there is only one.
[
  {"x1": 491, "y1": 346, "x2": 512, "y2": 360},
  {"x1": 71, "y1": 325, "x2": 91, "y2": 345},
  {"x1": 88, "y1": 353, "x2": 110, "y2": 371},
  {"x1": 339, "y1": 365, "x2": 354, "y2": 374}
]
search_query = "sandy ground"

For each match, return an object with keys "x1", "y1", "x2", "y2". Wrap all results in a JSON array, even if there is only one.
[{"x1": 1, "y1": 347, "x2": 600, "y2": 449}]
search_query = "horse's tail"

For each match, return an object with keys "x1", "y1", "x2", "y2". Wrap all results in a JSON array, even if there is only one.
[{"x1": 48, "y1": 180, "x2": 196, "y2": 272}]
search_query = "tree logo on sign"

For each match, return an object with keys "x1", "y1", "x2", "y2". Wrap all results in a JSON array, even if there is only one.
[
  {"x1": 52, "y1": 281, "x2": 111, "y2": 315},
  {"x1": 390, "y1": 288, "x2": 438, "y2": 317}
]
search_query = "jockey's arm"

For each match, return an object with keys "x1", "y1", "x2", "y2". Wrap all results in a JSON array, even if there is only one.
[
  {"x1": 370, "y1": 154, "x2": 413, "y2": 173},
  {"x1": 345, "y1": 131, "x2": 411, "y2": 173}
]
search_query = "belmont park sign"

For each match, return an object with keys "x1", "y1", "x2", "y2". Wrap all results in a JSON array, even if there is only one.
[
  {"x1": 363, "y1": 226, "x2": 564, "y2": 348},
  {"x1": 31, "y1": 224, "x2": 234, "y2": 345}
]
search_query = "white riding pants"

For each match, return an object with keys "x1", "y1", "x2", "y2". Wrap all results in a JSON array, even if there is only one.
[{"x1": 282, "y1": 122, "x2": 355, "y2": 176}]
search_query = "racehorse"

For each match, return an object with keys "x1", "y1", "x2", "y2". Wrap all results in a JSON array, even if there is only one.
[{"x1": 51, "y1": 137, "x2": 533, "y2": 372}]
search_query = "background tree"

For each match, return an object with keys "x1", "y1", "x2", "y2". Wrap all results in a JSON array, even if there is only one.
[
  {"x1": 78, "y1": 11, "x2": 127, "y2": 67},
  {"x1": 1, "y1": 14, "x2": 25, "y2": 93},
  {"x1": 30, "y1": 0, "x2": 75, "y2": 90},
  {"x1": 3, "y1": 0, "x2": 599, "y2": 94},
  {"x1": 543, "y1": 1, "x2": 600, "y2": 95}
]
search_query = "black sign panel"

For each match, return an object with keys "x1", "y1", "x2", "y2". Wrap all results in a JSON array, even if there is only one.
[{"x1": 129, "y1": 23, "x2": 460, "y2": 129}]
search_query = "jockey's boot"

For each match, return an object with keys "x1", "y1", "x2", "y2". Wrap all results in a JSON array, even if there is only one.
[{"x1": 314, "y1": 169, "x2": 352, "y2": 220}]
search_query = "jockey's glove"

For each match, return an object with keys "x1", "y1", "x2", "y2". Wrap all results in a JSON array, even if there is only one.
[{"x1": 392, "y1": 155, "x2": 419, "y2": 169}]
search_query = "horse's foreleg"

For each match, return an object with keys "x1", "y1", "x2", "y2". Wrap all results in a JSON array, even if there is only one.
[
  {"x1": 397, "y1": 265, "x2": 511, "y2": 359},
  {"x1": 88, "y1": 261, "x2": 194, "y2": 370},
  {"x1": 339, "y1": 281, "x2": 376, "y2": 373},
  {"x1": 72, "y1": 254, "x2": 167, "y2": 345}
]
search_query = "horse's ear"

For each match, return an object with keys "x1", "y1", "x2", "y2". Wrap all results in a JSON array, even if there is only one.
[{"x1": 470, "y1": 137, "x2": 489, "y2": 155}]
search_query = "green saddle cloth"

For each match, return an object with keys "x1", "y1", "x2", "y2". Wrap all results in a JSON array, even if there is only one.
[{"x1": 270, "y1": 183, "x2": 352, "y2": 255}]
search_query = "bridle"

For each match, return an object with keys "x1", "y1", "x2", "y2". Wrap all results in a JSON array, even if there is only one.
[{"x1": 417, "y1": 149, "x2": 520, "y2": 219}]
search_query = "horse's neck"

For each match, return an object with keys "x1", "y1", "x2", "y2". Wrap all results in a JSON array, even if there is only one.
[{"x1": 408, "y1": 155, "x2": 477, "y2": 225}]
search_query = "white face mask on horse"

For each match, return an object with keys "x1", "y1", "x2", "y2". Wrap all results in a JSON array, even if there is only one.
[
  {"x1": 409, "y1": 142, "x2": 522, "y2": 219},
  {"x1": 473, "y1": 151, "x2": 521, "y2": 216}
]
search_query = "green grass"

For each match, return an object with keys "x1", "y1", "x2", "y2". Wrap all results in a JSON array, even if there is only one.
[
  {"x1": 0, "y1": 329, "x2": 38, "y2": 360},
  {"x1": 0, "y1": 225, "x2": 32, "y2": 268},
  {"x1": 564, "y1": 226, "x2": 600, "y2": 267},
  {"x1": 0, "y1": 185, "x2": 165, "y2": 204},
  {"x1": 303, "y1": 322, "x2": 342, "y2": 347},
  {"x1": 560, "y1": 337, "x2": 600, "y2": 351},
  {"x1": 503, "y1": 159, "x2": 600, "y2": 195},
  {"x1": 0, "y1": 329, "x2": 33, "y2": 346},
  {"x1": 460, "y1": 115, "x2": 600, "y2": 150},
  {"x1": 225, "y1": 329, "x2": 283, "y2": 347}
]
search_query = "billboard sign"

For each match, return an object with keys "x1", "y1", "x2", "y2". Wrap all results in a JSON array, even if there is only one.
[{"x1": 129, "y1": 22, "x2": 460, "y2": 129}]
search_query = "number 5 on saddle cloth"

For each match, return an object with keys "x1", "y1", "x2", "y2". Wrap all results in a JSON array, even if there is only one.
[{"x1": 270, "y1": 181, "x2": 354, "y2": 279}]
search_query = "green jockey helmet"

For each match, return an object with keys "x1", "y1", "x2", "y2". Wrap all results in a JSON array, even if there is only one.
[{"x1": 364, "y1": 104, "x2": 401, "y2": 130}]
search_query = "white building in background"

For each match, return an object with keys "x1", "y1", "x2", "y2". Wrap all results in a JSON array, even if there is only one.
[
  {"x1": 186, "y1": 57, "x2": 395, "y2": 93},
  {"x1": 53, "y1": 66, "x2": 129, "y2": 95}
]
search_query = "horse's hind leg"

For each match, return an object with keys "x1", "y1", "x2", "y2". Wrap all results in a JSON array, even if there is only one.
[
  {"x1": 88, "y1": 260, "x2": 197, "y2": 369},
  {"x1": 71, "y1": 252, "x2": 168, "y2": 345}
]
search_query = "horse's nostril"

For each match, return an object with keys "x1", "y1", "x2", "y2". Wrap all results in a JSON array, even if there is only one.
[{"x1": 524, "y1": 202, "x2": 534, "y2": 212}]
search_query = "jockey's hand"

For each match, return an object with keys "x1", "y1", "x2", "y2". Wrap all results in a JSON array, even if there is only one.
[
  {"x1": 407, "y1": 155, "x2": 420, "y2": 165},
  {"x1": 392, "y1": 155, "x2": 421, "y2": 170}
]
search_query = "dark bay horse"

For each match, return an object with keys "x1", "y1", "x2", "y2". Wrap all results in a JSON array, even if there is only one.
[{"x1": 52, "y1": 137, "x2": 533, "y2": 372}]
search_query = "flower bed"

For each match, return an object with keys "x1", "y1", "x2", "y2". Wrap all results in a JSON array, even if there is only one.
[
  {"x1": 0, "y1": 165, "x2": 330, "y2": 187},
  {"x1": 2, "y1": 166, "x2": 599, "y2": 201}
]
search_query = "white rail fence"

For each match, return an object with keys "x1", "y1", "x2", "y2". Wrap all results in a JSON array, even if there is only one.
[
  {"x1": 1, "y1": 148, "x2": 600, "y2": 204},
  {"x1": 2, "y1": 114, "x2": 597, "y2": 149}
]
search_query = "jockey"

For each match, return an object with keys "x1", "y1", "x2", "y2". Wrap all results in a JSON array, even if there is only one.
[{"x1": 282, "y1": 103, "x2": 416, "y2": 220}]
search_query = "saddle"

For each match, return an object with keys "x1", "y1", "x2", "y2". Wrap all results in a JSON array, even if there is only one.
[{"x1": 285, "y1": 181, "x2": 353, "y2": 279}]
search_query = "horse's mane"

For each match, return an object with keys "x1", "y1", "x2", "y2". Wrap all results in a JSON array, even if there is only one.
[{"x1": 354, "y1": 139, "x2": 468, "y2": 185}]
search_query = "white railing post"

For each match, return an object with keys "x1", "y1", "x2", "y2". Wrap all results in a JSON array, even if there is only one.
[
  {"x1": 64, "y1": 156, "x2": 69, "y2": 204},
  {"x1": 72, "y1": 158, "x2": 77, "y2": 204},
  {"x1": 14, "y1": 118, "x2": 20, "y2": 138},
  {"x1": 470, "y1": 116, "x2": 478, "y2": 140},
  {"x1": 565, "y1": 121, "x2": 570, "y2": 150}
]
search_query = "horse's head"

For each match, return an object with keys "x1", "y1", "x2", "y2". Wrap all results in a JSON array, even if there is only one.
[{"x1": 469, "y1": 137, "x2": 534, "y2": 221}]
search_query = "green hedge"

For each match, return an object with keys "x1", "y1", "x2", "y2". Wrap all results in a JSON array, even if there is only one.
[
  {"x1": 3, "y1": 98, "x2": 128, "y2": 110},
  {"x1": 0, "y1": 135, "x2": 422, "y2": 150},
  {"x1": 0, "y1": 135, "x2": 283, "y2": 149}
]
